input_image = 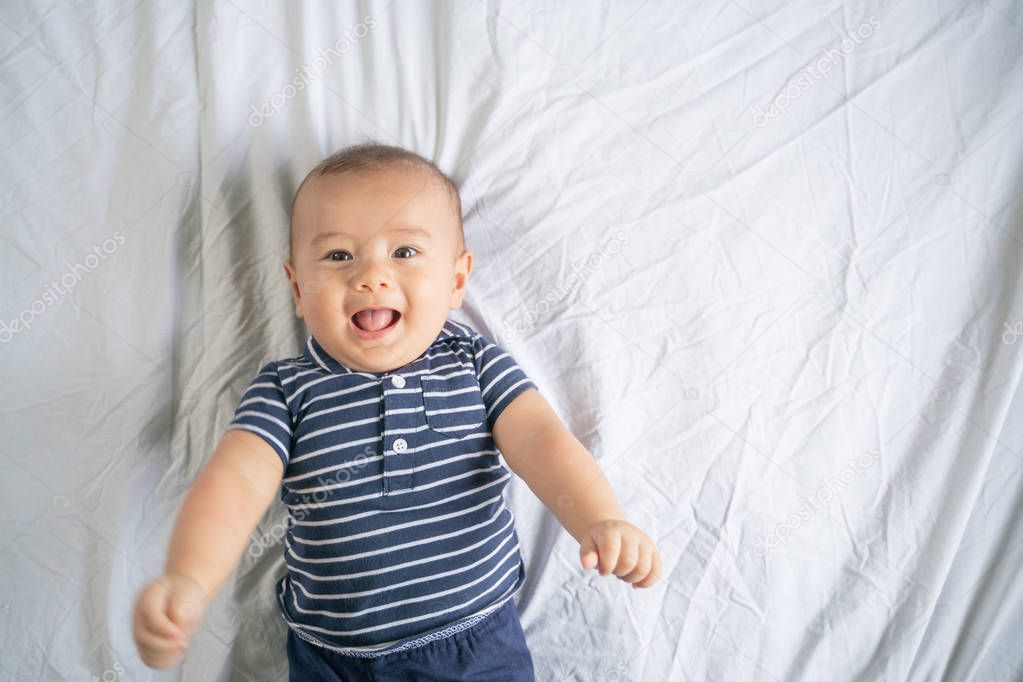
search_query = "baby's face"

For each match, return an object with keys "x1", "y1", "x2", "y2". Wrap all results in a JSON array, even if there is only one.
[{"x1": 284, "y1": 166, "x2": 471, "y2": 373}]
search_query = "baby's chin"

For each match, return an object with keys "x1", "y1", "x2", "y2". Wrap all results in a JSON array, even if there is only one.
[
  {"x1": 338, "y1": 339, "x2": 409, "y2": 372},
  {"x1": 337, "y1": 332, "x2": 420, "y2": 374}
]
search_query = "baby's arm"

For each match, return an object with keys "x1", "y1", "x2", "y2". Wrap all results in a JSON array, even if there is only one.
[
  {"x1": 493, "y1": 388, "x2": 662, "y2": 588},
  {"x1": 132, "y1": 429, "x2": 284, "y2": 669}
]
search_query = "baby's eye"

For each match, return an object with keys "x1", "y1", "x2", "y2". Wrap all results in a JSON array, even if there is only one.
[
  {"x1": 393, "y1": 246, "x2": 418, "y2": 259},
  {"x1": 326, "y1": 250, "x2": 352, "y2": 261}
]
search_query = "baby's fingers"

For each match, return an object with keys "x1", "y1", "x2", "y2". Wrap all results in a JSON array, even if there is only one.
[
  {"x1": 137, "y1": 640, "x2": 186, "y2": 669},
  {"x1": 594, "y1": 529, "x2": 622, "y2": 576},
  {"x1": 135, "y1": 619, "x2": 187, "y2": 669},
  {"x1": 618, "y1": 545, "x2": 652, "y2": 584},
  {"x1": 136, "y1": 628, "x2": 186, "y2": 654},
  {"x1": 612, "y1": 535, "x2": 640, "y2": 578},
  {"x1": 632, "y1": 547, "x2": 663, "y2": 588},
  {"x1": 135, "y1": 582, "x2": 188, "y2": 646}
]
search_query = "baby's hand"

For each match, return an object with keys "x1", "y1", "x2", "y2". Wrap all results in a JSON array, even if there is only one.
[
  {"x1": 132, "y1": 572, "x2": 206, "y2": 669},
  {"x1": 579, "y1": 519, "x2": 662, "y2": 588}
]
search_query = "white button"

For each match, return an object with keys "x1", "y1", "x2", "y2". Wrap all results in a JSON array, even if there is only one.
[
  {"x1": 393, "y1": 438, "x2": 408, "y2": 452},
  {"x1": 390, "y1": 375, "x2": 406, "y2": 388}
]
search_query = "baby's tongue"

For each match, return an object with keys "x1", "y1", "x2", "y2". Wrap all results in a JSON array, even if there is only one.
[{"x1": 355, "y1": 309, "x2": 396, "y2": 331}]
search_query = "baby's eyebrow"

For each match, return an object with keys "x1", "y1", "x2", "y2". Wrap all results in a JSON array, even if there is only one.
[
  {"x1": 390, "y1": 226, "x2": 432, "y2": 240},
  {"x1": 311, "y1": 226, "x2": 432, "y2": 245},
  {"x1": 310, "y1": 230, "x2": 348, "y2": 246}
]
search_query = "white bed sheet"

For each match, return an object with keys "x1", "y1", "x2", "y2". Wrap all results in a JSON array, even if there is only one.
[{"x1": 2, "y1": 1, "x2": 1023, "y2": 680}]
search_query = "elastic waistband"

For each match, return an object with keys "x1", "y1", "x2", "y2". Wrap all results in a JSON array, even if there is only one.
[{"x1": 284, "y1": 590, "x2": 519, "y2": 659}]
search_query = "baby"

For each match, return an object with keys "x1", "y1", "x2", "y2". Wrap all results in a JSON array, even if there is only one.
[{"x1": 132, "y1": 143, "x2": 662, "y2": 680}]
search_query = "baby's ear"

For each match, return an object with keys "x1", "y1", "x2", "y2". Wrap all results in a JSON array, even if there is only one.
[
  {"x1": 449, "y1": 278, "x2": 467, "y2": 310},
  {"x1": 449, "y1": 250, "x2": 472, "y2": 309},
  {"x1": 282, "y1": 261, "x2": 304, "y2": 318}
]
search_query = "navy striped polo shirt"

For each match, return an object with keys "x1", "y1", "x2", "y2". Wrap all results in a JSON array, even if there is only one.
[{"x1": 226, "y1": 319, "x2": 538, "y2": 656}]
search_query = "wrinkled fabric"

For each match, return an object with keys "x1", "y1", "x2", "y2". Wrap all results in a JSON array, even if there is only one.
[{"x1": 1, "y1": 1, "x2": 1022, "y2": 680}]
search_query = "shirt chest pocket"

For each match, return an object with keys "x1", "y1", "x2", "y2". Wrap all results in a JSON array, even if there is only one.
[{"x1": 420, "y1": 370, "x2": 488, "y2": 438}]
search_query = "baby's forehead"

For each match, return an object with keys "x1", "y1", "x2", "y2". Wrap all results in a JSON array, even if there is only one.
[
  {"x1": 292, "y1": 166, "x2": 460, "y2": 244},
  {"x1": 301, "y1": 165, "x2": 453, "y2": 211},
  {"x1": 322, "y1": 162, "x2": 433, "y2": 189}
]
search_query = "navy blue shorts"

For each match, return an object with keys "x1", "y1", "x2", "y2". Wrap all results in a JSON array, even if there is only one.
[{"x1": 286, "y1": 599, "x2": 536, "y2": 681}]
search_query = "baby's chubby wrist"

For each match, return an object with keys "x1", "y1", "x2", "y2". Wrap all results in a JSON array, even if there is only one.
[
  {"x1": 586, "y1": 515, "x2": 629, "y2": 528},
  {"x1": 578, "y1": 516, "x2": 633, "y2": 546},
  {"x1": 160, "y1": 571, "x2": 210, "y2": 622},
  {"x1": 163, "y1": 569, "x2": 206, "y2": 591}
]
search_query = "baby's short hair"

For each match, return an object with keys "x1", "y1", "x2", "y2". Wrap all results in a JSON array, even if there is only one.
[{"x1": 289, "y1": 142, "x2": 464, "y2": 261}]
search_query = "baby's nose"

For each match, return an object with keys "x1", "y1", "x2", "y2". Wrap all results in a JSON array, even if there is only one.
[{"x1": 355, "y1": 263, "x2": 392, "y2": 290}]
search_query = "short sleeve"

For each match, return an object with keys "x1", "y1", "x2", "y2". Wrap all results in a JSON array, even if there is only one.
[
  {"x1": 471, "y1": 332, "x2": 539, "y2": 430},
  {"x1": 226, "y1": 361, "x2": 293, "y2": 468}
]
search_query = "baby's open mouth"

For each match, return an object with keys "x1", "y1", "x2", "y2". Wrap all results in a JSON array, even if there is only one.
[{"x1": 351, "y1": 308, "x2": 401, "y2": 332}]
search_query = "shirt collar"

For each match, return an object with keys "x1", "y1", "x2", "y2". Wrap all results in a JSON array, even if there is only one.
[{"x1": 302, "y1": 320, "x2": 465, "y2": 376}]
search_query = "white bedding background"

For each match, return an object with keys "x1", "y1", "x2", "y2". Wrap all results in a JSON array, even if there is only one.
[{"x1": 2, "y1": 1, "x2": 1023, "y2": 680}]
